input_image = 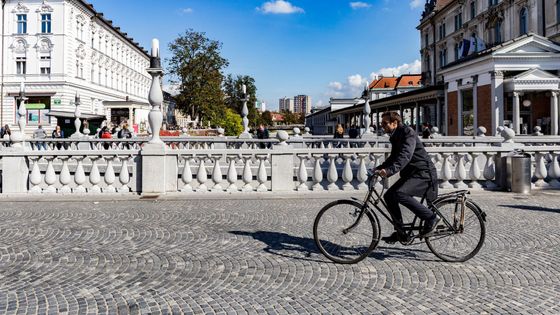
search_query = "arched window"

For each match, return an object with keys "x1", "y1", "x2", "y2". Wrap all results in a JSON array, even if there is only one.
[
  {"x1": 519, "y1": 7, "x2": 528, "y2": 35},
  {"x1": 495, "y1": 20, "x2": 502, "y2": 43}
]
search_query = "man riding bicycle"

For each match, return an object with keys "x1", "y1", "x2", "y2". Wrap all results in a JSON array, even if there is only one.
[{"x1": 374, "y1": 111, "x2": 439, "y2": 243}]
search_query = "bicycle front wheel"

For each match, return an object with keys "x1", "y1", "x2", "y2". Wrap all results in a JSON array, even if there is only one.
[
  {"x1": 425, "y1": 198, "x2": 486, "y2": 262},
  {"x1": 313, "y1": 200, "x2": 380, "y2": 264}
]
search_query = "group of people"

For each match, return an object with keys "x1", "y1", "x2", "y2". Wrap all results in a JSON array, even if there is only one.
[{"x1": 97, "y1": 123, "x2": 133, "y2": 140}]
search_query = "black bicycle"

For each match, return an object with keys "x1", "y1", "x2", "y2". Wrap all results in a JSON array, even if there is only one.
[{"x1": 313, "y1": 174, "x2": 486, "y2": 264}]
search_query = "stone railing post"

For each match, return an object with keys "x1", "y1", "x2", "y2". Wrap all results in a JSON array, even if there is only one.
[
  {"x1": 141, "y1": 38, "x2": 177, "y2": 195},
  {"x1": 1, "y1": 147, "x2": 29, "y2": 194},
  {"x1": 270, "y1": 130, "x2": 294, "y2": 191}
]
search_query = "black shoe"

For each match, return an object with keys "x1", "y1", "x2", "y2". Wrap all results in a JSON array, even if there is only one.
[
  {"x1": 381, "y1": 231, "x2": 407, "y2": 244},
  {"x1": 420, "y1": 215, "x2": 441, "y2": 237}
]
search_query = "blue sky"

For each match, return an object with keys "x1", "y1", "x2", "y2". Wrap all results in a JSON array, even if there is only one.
[{"x1": 89, "y1": 0, "x2": 425, "y2": 110}]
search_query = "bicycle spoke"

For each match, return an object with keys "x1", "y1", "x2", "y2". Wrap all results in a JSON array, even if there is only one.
[
  {"x1": 314, "y1": 200, "x2": 380, "y2": 264},
  {"x1": 426, "y1": 199, "x2": 485, "y2": 262}
]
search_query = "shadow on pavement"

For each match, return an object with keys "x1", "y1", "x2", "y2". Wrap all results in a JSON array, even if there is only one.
[
  {"x1": 230, "y1": 230, "x2": 436, "y2": 263},
  {"x1": 500, "y1": 204, "x2": 560, "y2": 214}
]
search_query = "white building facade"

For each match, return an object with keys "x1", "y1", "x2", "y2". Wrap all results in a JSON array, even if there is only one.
[
  {"x1": 0, "y1": 0, "x2": 151, "y2": 135},
  {"x1": 419, "y1": 0, "x2": 560, "y2": 135}
]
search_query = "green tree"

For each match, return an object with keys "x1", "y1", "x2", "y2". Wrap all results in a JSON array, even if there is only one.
[
  {"x1": 281, "y1": 110, "x2": 299, "y2": 125},
  {"x1": 215, "y1": 108, "x2": 243, "y2": 136},
  {"x1": 167, "y1": 29, "x2": 229, "y2": 127},
  {"x1": 261, "y1": 110, "x2": 273, "y2": 126},
  {"x1": 223, "y1": 74, "x2": 262, "y2": 128}
]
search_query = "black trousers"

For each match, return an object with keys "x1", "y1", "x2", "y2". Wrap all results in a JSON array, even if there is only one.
[{"x1": 383, "y1": 176, "x2": 437, "y2": 229}]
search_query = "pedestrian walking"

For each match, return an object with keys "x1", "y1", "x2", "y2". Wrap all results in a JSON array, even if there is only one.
[{"x1": 33, "y1": 125, "x2": 48, "y2": 150}]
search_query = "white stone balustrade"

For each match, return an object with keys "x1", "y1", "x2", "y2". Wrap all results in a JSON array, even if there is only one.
[{"x1": 2, "y1": 145, "x2": 560, "y2": 195}]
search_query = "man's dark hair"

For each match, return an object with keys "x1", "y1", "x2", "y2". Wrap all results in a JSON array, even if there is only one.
[{"x1": 382, "y1": 111, "x2": 402, "y2": 124}]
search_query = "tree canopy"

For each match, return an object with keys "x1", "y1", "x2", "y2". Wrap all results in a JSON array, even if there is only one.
[
  {"x1": 223, "y1": 74, "x2": 262, "y2": 128},
  {"x1": 167, "y1": 29, "x2": 229, "y2": 127}
]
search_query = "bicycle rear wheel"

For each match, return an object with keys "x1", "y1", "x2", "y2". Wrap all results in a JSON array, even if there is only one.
[
  {"x1": 425, "y1": 198, "x2": 485, "y2": 262},
  {"x1": 313, "y1": 200, "x2": 380, "y2": 264}
]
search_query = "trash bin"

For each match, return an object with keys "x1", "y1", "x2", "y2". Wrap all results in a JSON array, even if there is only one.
[
  {"x1": 495, "y1": 152, "x2": 531, "y2": 193},
  {"x1": 510, "y1": 153, "x2": 531, "y2": 194}
]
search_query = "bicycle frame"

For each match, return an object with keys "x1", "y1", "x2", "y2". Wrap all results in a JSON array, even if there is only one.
[{"x1": 348, "y1": 175, "x2": 471, "y2": 240}]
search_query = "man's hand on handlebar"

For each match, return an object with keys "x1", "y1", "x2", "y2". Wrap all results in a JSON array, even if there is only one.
[
  {"x1": 376, "y1": 169, "x2": 388, "y2": 178},
  {"x1": 368, "y1": 168, "x2": 388, "y2": 178}
]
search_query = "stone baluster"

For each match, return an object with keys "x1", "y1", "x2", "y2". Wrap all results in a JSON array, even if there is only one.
[
  {"x1": 342, "y1": 154, "x2": 354, "y2": 190},
  {"x1": 297, "y1": 154, "x2": 309, "y2": 191},
  {"x1": 533, "y1": 152, "x2": 549, "y2": 188},
  {"x1": 483, "y1": 152, "x2": 498, "y2": 190},
  {"x1": 196, "y1": 156, "x2": 209, "y2": 192},
  {"x1": 454, "y1": 153, "x2": 468, "y2": 189},
  {"x1": 356, "y1": 154, "x2": 368, "y2": 190},
  {"x1": 327, "y1": 154, "x2": 339, "y2": 190},
  {"x1": 468, "y1": 152, "x2": 483, "y2": 189},
  {"x1": 242, "y1": 155, "x2": 254, "y2": 192},
  {"x1": 256, "y1": 154, "x2": 268, "y2": 192},
  {"x1": 211, "y1": 154, "x2": 224, "y2": 192},
  {"x1": 312, "y1": 154, "x2": 324, "y2": 191},
  {"x1": 73, "y1": 156, "x2": 87, "y2": 193},
  {"x1": 226, "y1": 156, "x2": 239, "y2": 192},
  {"x1": 319, "y1": 141, "x2": 325, "y2": 149},
  {"x1": 89, "y1": 156, "x2": 102, "y2": 193},
  {"x1": 439, "y1": 153, "x2": 453, "y2": 189},
  {"x1": 58, "y1": 156, "x2": 72, "y2": 194},
  {"x1": 103, "y1": 156, "x2": 117, "y2": 193},
  {"x1": 118, "y1": 155, "x2": 131, "y2": 193},
  {"x1": 29, "y1": 156, "x2": 42, "y2": 194},
  {"x1": 43, "y1": 156, "x2": 57, "y2": 193},
  {"x1": 180, "y1": 155, "x2": 193, "y2": 192},
  {"x1": 372, "y1": 153, "x2": 383, "y2": 190},
  {"x1": 548, "y1": 152, "x2": 560, "y2": 188}
]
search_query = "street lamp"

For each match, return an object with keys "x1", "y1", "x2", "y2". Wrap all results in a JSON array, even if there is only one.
[
  {"x1": 147, "y1": 38, "x2": 164, "y2": 144},
  {"x1": 72, "y1": 92, "x2": 82, "y2": 137},
  {"x1": 9, "y1": 81, "x2": 27, "y2": 146},
  {"x1": 238, "y1": 83, "x2": 251, "y2": 139}
]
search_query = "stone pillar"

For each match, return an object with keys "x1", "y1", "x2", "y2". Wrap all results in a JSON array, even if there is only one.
[
  {"x1": 444, "y1": 83, "x2": 449, "y2": 136},
  {"x1": 491, "y1": 71, "x2": 504, "y2": 135},
  {"x1": 472, "y1": 75, "x2": 478, "y2": 132},
  {"x1": 141, "y1": 145, "x2": 178, "y2": 194},
  {"x1": 457, "y1": 88, "x2": 463, "y2": 136},
  {"x1": 270, "y1": 131, "x2": 294, "y2": 191},
  {"x1": 1, "y1": 146, "x2": 29, "y2": 194},
  {"x1": 436, "y1": 97, "x2": 441, "y2": 132},
  {"x1": 415, "y1": 102, "x2": 420, "y2": 132},
  {"x1": 513, "y1": 91, "x2": 520, "y2": 135},
  {"x1": 551, "y1": 91, "x2": 559, "y2": 135}
]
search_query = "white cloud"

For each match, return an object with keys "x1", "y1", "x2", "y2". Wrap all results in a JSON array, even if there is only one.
[
  {"x1": 409, "y1": 0, "x2": 423, "y2": 9},
  {"x1": 315, "y1": 100, "x2": 325, "y2": 108},
  {"x1": 323, "y1": 60, "x2": 422, "y2": 103},
  {"x1": 257, "y1": 1, "x2": 304, "y2": 14},
  {"x1": 350, "y1": 2, "x2": 371, "y2": 9},
  {"x1": 369, "y1": 59, "x2": 421, "y2": 80},
  {"x1": 348, "y1": 74, "x2": 366, "y2": 89},
  {"x1": 181, "y1": 8, "x2": 193, "y2": 14},
  {"x1": 328, "y1": 81, "x2": 343, "y2": 90}
]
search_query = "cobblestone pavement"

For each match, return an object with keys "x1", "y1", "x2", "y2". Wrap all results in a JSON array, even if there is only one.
[{"x1": 0, "y1": 191, "x2": 559, "y2": 314}]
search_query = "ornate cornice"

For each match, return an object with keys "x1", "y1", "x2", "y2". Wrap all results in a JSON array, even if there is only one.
[{"x1": 12, "y1": 2, "x2": 30, "y2": 13}]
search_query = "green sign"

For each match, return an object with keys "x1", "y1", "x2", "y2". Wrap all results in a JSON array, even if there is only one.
[
  {"x1": 26, "y1": 103, "x2": 46, "y2": 109},
  {"x1": 53, "y1": 99, "x2": 61, "y2": 105}
]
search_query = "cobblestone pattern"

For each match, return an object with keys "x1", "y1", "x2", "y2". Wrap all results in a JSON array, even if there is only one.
[{"x1": 0, "y1": 192, "x2": 559, "y2": 314}]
